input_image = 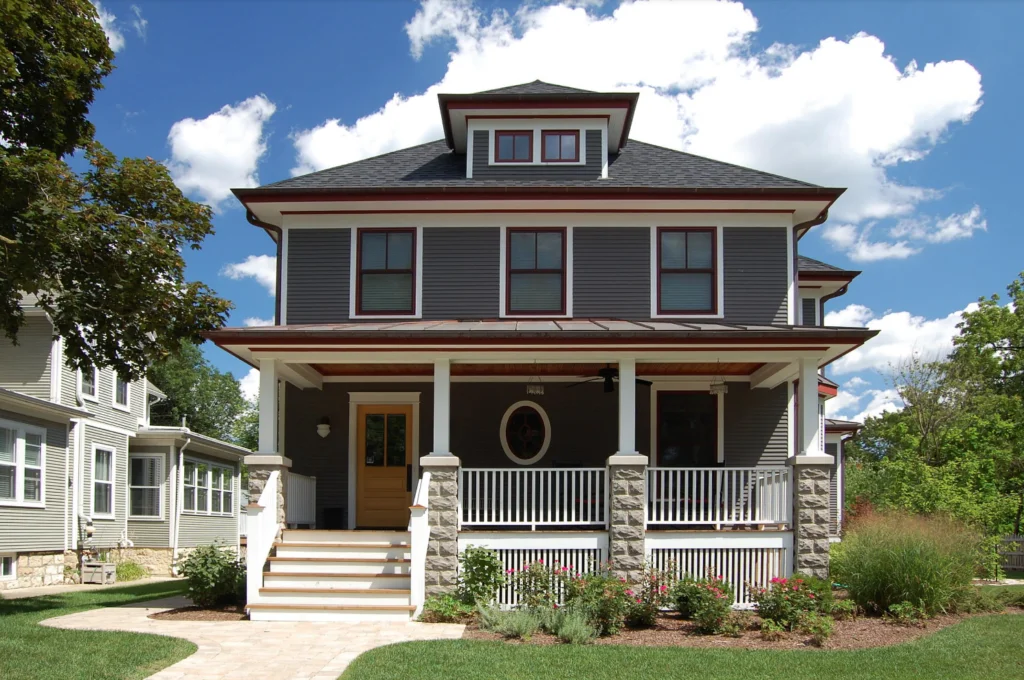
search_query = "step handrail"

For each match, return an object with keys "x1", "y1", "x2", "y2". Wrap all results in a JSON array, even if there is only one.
[
  {"x1": 408, "y1": 470, "x2": 432, "y2": 618},
  {"x1": 245, "y1": 470, "x2": 281, "y2": 607}
]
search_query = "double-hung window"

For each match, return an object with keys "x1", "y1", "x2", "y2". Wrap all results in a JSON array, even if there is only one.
[
  {"x1": 92, "y1": 447, "x2": 114, "y2": 517},
  {"x1": 0, "y1": 420, "x2": 44, "y2": 505},
  {"x1": 541, "y1": 130, "x2": 579, "y2": 162},
  {"x1": 113, "y1": 375, "x2": 129, "y2": 410},
  {"x1": 0, "y1": 554, "x2": 14, "y2": 580},
  {"x1": 129, "y1": 455, "x2": 161, "y2": 518},
  {"x1": 80, "y1": 366, "x2": 98, "y2": 401},
  {"x1": 507, "y1": 228, "x2": 566, "y2": 315},
  {"x1": 495, "y1": 130, "x2": 532, "y2": 162},
  {"x1": 657, "y1": 228, "x2": 717, "y2": 315},
  {"x1": 182, "y1": 461, "x2": 233, "y2": 515},
  {"x1": 356, "y1": 229, "x2": 416, "y2": 315}
]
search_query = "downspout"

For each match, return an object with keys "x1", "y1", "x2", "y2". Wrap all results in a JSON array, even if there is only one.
[
  {"x1": 171, "y1": 436, "x2": 192, "y2": 576},
  {"x1": 246, "y1": 209, "x2": 283, "y2": 325}
]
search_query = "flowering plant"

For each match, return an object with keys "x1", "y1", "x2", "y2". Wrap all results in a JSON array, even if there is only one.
[
  {"x1": 671, "y1": 572, "x2": 735, "y2": 634},
  {"x1": 625, "y1": 563, "x2": 677, "y2": 628},
  {"x1": 508, "y1": 559, "x2": 567, "y2": 608},
  {"x1": 747, "y1": 576, "x2": 823, "y2": 630},
  {"x1": 563, "y1": 564, "x2": 632, "y2": 635}
]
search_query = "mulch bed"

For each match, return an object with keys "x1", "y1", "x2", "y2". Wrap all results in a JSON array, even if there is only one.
[
  {"x1": 149, "y1": 604, "x2": 247, "y2": 622},
  {"x1": 462, "y1": 609, "x2": 1024, "y2": 650}
]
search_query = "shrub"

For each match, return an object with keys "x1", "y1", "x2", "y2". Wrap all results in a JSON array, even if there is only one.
[
  {"x1": 832, "y1": 513, "x2": 982, "y2": 615},
  {"x1": 179, "y1": 544, "x2": 244, "y2": 607},
  {"x1": 720, "y1": 611, "x2": 752, "y2": 638},
  {"x1": 759, "y1": 618, "x2": 785, "y2": 642},
  {"x1": 509, "y1": 560, "x2": 562, "y2": 609},
  {"x1": 885, "y1": 601, "x2": 928, "y2": 626},
  {"x1": 953, "y1": 587, "x2": 1007, "y2": 614},
  {"x1": 115, "y1": 560, "x2": 148, "y2": 582},
  {"x1": 555, "y1": 610, "x2": 599, "y2": 645},
  {"x1": 798, "y1": 611, "x2": 834, "y2": 647},
  {"x1": 624, "y1": 563, "x2": 675, "y2": 628},
  {"x1": 486, "y1": 609, "x2": 542, "y2": 640},
  {"x1": 748, "y1": 576, "x2": 824, "y2": 630},
  {"x1": 671, "y1": 573, "x2": 734, "y2": 634},
  {"x1": 563, "y1": 569, "x2": 631, "y2": 635},
  {"x1": 458, "y1": 545, "x2": 505, "y2": 605},
  {"x1": 420, "y1": 594, "x2": 475, "y2": 623},
  {"x1": 830, "y1": 599, "x2": 857, "y2": 621}
]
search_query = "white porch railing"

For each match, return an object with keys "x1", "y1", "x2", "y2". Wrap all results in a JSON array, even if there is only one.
[
  {"x1": 646, "y1": 467, "x2": 791, "y2": 528},
  {"x1": 460, "y1": 468, "x2": 607, "y2": 530},
  {"x1": 408, "y1": 471, "x2": 432, "y2": 618},
  {"x1": 285, "y1": 472, "x2": 316, "y2": 527},
  {"x1": 245, "y1": 470, "x2": 281, "y2": 606}
]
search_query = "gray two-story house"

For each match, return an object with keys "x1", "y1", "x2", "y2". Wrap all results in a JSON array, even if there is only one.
[
  {"x1": 208, "y1": 81, "x2": 876, "y2": 621},
  {"x1": 0, "y1": 302, "x2": 248, "y2": 590}
]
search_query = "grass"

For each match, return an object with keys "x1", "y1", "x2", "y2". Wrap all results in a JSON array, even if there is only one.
[
  {"x1": 0, "y1": 580, "x2": 196, "y2": 680},
  {"x1": 342, "y1": 613, "x2": 1024, "y2": 680}
]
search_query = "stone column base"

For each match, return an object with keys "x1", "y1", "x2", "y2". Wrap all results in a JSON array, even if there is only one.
[
  {"x1": 607, "y1": 454, "x2": 648, "y2": 583},
  {"x1": 421, "y1": 455, "x2": 461, "y2": 597},
  {"x1": 789, "y1": 455, "x2": 833, "y2": 579},
  {"x1": 246, "y1": 454, "x2": 292, "y2": 528}
]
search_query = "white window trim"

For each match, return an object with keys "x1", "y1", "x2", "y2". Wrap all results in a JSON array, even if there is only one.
[
  {"x1": 498, "y1": 225, "x2": 574, "y2": 318},
  {"x1": 499, "y1": 400, "x2": 551, "y2": 466},
  {"x1": 181, "y1": 458, "x2": 235, "y2": 516},
  {"x1": 649, "y1": 225, "x2": 725, "y2": 320},
  {"x1": 0, "y1": 554, "x2": 15, "y2": 581},
  {"x1": 0, "y1": 418, "x2": 46, "y2": 508},
  {"x1": 90, "y1": 445, "x2": 115, "y2": 520},
  {"x1": 78, "y1": 366, "x2": 100, "y2": 403},
  {"x1": 112, "y1": 375, "x2": 131, "y2": 412},
  {"x1": 483, "y1": 121, "x2": 598, "y2": 167},
  {"x1": 348, "y1": 226, "x2": 424, "y2": 320},
  {"x1": 128, "y1": 454, "x2": 163, "y2": 520}
]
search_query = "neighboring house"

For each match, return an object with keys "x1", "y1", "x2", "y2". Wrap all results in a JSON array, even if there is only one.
[
  {"x1": 0, "y1": 307, "x2": 248, "y2": 590},
  {"x1": 208, "y1": 81, "x2": 878, "y2": 621}
]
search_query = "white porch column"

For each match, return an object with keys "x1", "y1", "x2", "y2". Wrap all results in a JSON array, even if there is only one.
[
  {"x1": 798, "y1": 357, "x2": 821, "y2": 457},
  {"x1": 616, "y1": 358, "x2": 638, "y2": 456},
  {"x1": 431, "y1": 358, "x2": 451, "y2": 456},
  {"x1": 258, "y1": 358, "x2": 279, "y2": 454}
]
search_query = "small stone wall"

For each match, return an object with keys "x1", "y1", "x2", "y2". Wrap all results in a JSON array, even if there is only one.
[
  {"x1": 424, "y1": 466, "x2": 460, "y2": 597},
  {"x1": 108, "y1": 547, "x2": 174, "y2": 576},
  {"x1": 792, "y1": 463, "x2": 832, "y2": 579},
  {"x1": 608, "y1": 459, "x2": 647, "y2": 583},
  {"x1": 0, "y1": 551, "x2": 67, "y2": 590}
]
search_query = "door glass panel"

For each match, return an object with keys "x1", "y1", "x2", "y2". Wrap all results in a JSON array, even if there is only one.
[
  {"x1": 659, "y1": 393, "x2": 716, "y2": 467},
  {"x1": 386, "y1": 414, "x2": 407, "y2": 467},
  {"x1": 364, "y1": 414, "x2": 385, "y2": 466}
]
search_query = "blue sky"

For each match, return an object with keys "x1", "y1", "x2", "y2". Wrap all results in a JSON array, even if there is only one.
[{"x1": 85, "y1": 0, "x2": 1024, "y2": 419}]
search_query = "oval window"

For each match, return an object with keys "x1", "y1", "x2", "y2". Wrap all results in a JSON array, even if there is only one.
[{"x1": 499, "y1": 400, "x2": 551, "y2": 465}]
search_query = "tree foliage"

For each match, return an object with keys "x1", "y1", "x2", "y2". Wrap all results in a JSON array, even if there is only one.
[{"x1": 1, "y1": 0, "x2": 230, "y2": 379}]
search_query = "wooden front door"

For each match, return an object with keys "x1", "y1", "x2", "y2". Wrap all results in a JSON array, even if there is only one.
[{"x1": 356, "y1": 404, "x2": 413, "y2": 528}]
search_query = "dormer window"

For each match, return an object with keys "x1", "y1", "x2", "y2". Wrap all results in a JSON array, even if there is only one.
[
  {"x1": 541, "y1": 131, "x2": 579, "y2": 162},
  {"x1": 495, "y1": 131, "x2": 532, "y2": 163}
]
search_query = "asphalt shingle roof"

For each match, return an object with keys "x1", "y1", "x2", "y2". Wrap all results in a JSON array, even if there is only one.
[
  {"x1": 256, "y1": 139, "x2": 820, "y2": 192},
  {"x1": 798, "y1": 256, "x2": 859, "y2": 276},
  {"x1": 472, "y1": 80, "x2": 598, "y2": 95}
]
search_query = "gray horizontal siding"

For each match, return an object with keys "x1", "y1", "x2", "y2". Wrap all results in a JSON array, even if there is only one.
[
  {"x1": 723, "y1": 383, "x2": 789, "y2": 466},
  {"x1": 826, "y1": 441, "x2": 840, "y2": 535},
  {"x1": 177, "y1": 453, "x2": 239, "y2": 549},
  {"x1": 126, "y1": 445, "x2": 172, "y2": 548},
  {"x1": 0, "y1": 316, "x2": 52, "y2": 399},
  {"x1": 0, "y1": 410, "x2": 68, "y2": 552},
  {"x1": 722, "y1": 227, "x2": 789, "y2": 325},
  {"x1": 574, "y1": 228, "x2": 650, "y2": 319},
  {"x1": 82, "y1": 425, "x2": 129, "y2": 548},
  {"x1": 472, "y1": 129, "x2": 603, "y2": 180},
  {"x1": 61, "y1": 364, "x2": 144, "y2": 432},
  {"x1": 802, "y1": 297, "x2": 817, "y2": 326},
  {"x1": 286, "y1": 228, "x2": 351, "y2": 324},
  {"x1": 423, "y1": 228, "x2": 500, "y2": 319}
]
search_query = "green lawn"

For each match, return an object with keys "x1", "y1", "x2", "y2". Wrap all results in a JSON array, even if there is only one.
[
  {"x1": 342, "y1": 614, "x2": 1024, "y2": 680},
  {"x1": 0, "y1": 580, "x2": 196, "y2": 680}
]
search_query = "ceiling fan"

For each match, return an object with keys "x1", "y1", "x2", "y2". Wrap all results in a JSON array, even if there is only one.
[{"x1": 565, "y1": 364, "x2": 653, "y2": 393}]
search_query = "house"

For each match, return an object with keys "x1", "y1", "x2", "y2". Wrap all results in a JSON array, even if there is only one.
[
  {"x1": 0, "y1": 302, "x2": 248, "y2": 590},
  {"x1": 208, "y1": 81, "x2": 877, "y2": 621}
]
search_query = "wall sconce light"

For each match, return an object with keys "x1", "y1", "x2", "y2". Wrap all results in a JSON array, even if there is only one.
[{"x1": 317, "y1": 416, "x2": 331, "y2": 439}]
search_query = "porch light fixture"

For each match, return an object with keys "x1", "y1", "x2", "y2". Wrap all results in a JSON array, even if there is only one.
[
  {"x1": 526, "y1": 364, "x2": 545, "y2": 395},
  {"x1": 709, "y1": 361, "x2": 729, "y2": 396},
  {"x1": 316, "y1": 416, "x2": 331, "y2": 439}
]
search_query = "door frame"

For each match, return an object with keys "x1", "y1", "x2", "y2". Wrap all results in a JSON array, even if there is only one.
[
  {"x1": 347, "y1": 392, "x2": 421, "y2": 529},
  {"x1": 648, "y1": 382, "x2": 725, "y2": 466}
]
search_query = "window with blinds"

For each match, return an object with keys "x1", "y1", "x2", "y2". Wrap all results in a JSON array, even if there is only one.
[
  {"x1": 356, "y1": 229, "x2": 416, "y2": 315},
  {"x1": 129, "y1": 455, "x2": 161, "y2": 517},
  {"x1": 0, "y1": 421, "x2": 44, "y2": 505},
  {"x1": 507, "y1": 228, "x2": 566, "y2": 315},
  {"x1": 657, "y1": 228, "x2": 716, "y2": 314}
]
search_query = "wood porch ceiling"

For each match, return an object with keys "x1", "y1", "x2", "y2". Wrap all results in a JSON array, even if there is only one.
[{"x1": 310, "y1": 362, "x2": 764, "y2": 376}]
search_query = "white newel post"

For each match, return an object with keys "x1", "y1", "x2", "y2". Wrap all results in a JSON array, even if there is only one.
[
  {"x1": 607, "y1": 358, "x2": 647, "y2": 582},
  {"x1": 421, "y1": 358, "x2": 460, "y2": 595},
  {"x1": 789, "y1": 356, "x2": 834, "y2": 579}
]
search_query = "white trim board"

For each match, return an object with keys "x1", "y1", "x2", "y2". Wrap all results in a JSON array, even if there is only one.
[
  {"x1": 645, "y1": 530, "x2": 793, "y2": 550},
  {"x1": 458, "y1": 531, "x2": 607, "y2": 551}
]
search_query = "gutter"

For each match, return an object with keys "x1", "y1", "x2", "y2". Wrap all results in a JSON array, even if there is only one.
[
  {"x1": 246, "y1": 209, "x2": 283, "y2": 325},
  {"x1": 171, "y1": 436, "x2": 191, "y2": 576}
]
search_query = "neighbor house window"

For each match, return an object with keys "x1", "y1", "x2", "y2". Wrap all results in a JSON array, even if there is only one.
[
  {"x1": 0, "y1": 420, "x2": 45, "y2": 505},
  {"x1": 183, "y1": 460, "x2": 233, "y2": 515},
  {"x1": 114, "y1": 375, "x2": 129, "y2": 410},
  {"x1": 541, "y1": 130, "x2": 579, "y2": 162},
  {"x1": 506, "y1": 228, "x2": 566, "y2": 315},
  {"x1": 92, "y1": 447, "x2": 114, "y2": 517},
  {"x1": 657, "y1": 228, "x2": 716, "y2": 314},
  {"x1": 495, "y1": 130, "x2": 532, "y2": 162},
  {"x1": 183, "y1": 461, "x2": 197, "y2": 511},
  {"x1": 80, "y1": 366, "x2": 98, "y2": 401},
  {"x1": 357, "y1": 229, "x2": 416, "y2": 315},
  {"x1": 0, "y1": 554, "x2": 14, "y2": 580},
  {"x1": 129, "y1": 455, "x2": 161, "y2": 518}
]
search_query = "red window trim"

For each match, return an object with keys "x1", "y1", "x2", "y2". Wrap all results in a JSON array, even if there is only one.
[
  {"x1": 355, "y1": 227, "x2": 417, "y2": 316},
  {"x1": 656, "y1": 227, "x2": 718, "y2": 315},
  {"x1": 494, "y1": 130, "x2": 533, "y2": 163},
  {"x1": 540, "y1": 130, "x2": 580, "y2": 163},
  {"x1": 506, "y1": 227, "x2": 567, "y2": 316}
]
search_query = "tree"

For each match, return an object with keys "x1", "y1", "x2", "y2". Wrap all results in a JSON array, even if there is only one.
[
  {"x1": 232, "y1": 401, "x2": 259, "y2": 452},
  {"x1": 148, "y1": 342, "x2": 247, "y2": 443},
  {"x1": 1, "y1": 0, "x2": 230, "y2": 380}
]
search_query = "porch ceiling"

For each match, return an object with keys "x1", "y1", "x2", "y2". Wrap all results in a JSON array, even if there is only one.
[{"x1": 310, "y1": 361, "x2": 764, "y2": 377}]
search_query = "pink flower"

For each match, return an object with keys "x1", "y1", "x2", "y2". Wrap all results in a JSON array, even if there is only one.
[
  {"x1": 625, "y1": 589, "x2": 634, "y2": 597},
  {"x1": 636, "y1": 598, "x2": 642, "y2": 604},
  {"x1": 538, "y1": 559, "x2": 544, "y2": 564},
  {"x1": 659, "y1": 585, "x2": 668, "y2": 593}
]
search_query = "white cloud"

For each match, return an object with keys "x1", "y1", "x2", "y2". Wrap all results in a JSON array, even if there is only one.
[
  {"x1": 244, "y1": 317, "x2": 274, "y2": 327},
  {"x1": 844, "y1": 376, "x2": 869, "y2": 390},
  {"x1": 93, "y1": 2, "x2": 125, "y2": 52},
  {"x1": 826, "y1": 302, "x2": 978, "y2": 375},
  {"x1": 130, "y1": 5, "x2": 148, "y2": 40},
  {"x1": 239, "y1": 368, "x2": 260, "y2": 401},
  {"x1": 821, "y1": 223, "x2": 921, "y2": 262},
  {"x1": 291, "y1": 0, "x2": 983, "y2": 248},
  {"x1": 889, "y1": 205, "x2": 987, "y2": 245},
  {"x1": 831, "y1": 385, "x2": 903, "y2": 422},
  {"x1": 221, "y1": 255, "x2": 276, "y2": 295},
  {"x1": 167, "y1": 95, "x2": 276, "y2": 209}
]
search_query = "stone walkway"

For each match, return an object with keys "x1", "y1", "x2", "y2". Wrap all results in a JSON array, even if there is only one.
[{"x1": 43, "y1": 596, "x2": 465, "y2": 679}]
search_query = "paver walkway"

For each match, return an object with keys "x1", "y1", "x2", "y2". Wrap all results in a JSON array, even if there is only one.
[{"x1": 42, "y1": 596, "x2": 465, "y2": 679}]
